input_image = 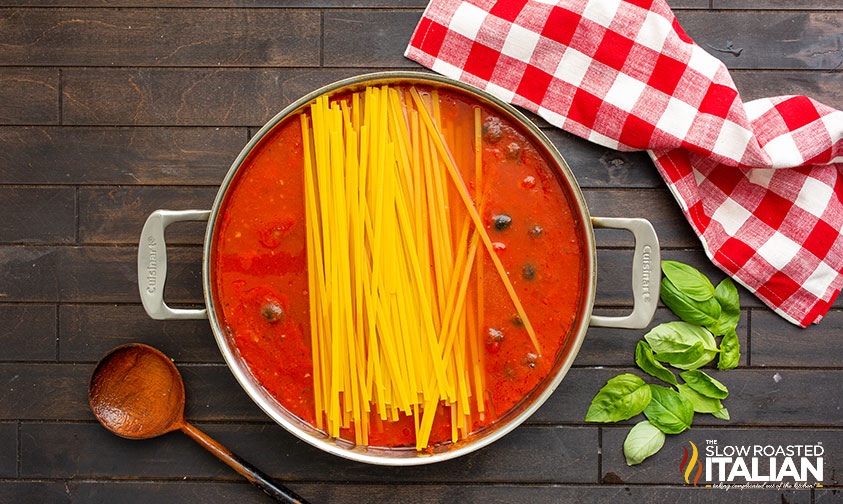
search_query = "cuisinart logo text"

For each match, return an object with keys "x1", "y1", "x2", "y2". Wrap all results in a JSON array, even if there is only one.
[{"x1": 681, "y1": 440, "x2": 824, "y2": 488}]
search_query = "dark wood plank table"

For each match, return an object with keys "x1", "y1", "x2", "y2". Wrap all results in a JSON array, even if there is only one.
[{"x1": 1, "y1": 1, "x2": 841, "y2": 502}]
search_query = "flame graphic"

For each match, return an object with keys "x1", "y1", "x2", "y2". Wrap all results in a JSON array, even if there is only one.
[{"x1": 681, "y1": 441, "x2": 702, "y2": 486}]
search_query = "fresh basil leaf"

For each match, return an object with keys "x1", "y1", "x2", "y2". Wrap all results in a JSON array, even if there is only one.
[
  {"x1": 661, "y1": 276, "x2": 721, "y2": 327},
  {"x1": 623, "y1": 420, "x2": 666, "y2": 466},
  {"x1": 717, "y1": 329, "x2": 741, "y2": 370},
  {"x1": 680, "y1": 370, "x2": 729, "y2": 399},
  {"x1": 677, "y1": 384, "x2": 723, "y2": 413},
  {"x1": 712, "y1": 408, "x2": 730, "y2": 420},
  {"x1": 635, "y1": 341, "x2": 678, "y2": 386},
  {"x1": 585, "y1": 374, "x2": 652, "y2": 423},
  {"x1": 677, "y1": 351, "x2": 718, "y2": 371},
  {"x1": 661, "y1": 261, "x2": 715, "y2": 302},
  {"x1": 712, "y1": 278, "x2": 740, "y2": 335},
  {"x1": 644, "y1": 322, "x2": 718, "y2": 354},
  {"x1": 644, "y1": 322, "x2": 718, "y2": 370},
  {"x1": 644, "y1": 385, "x2": 694, "y2": 434},
  {"x1": 654, "y1": 342, "x2": 705, "y2": 367}
]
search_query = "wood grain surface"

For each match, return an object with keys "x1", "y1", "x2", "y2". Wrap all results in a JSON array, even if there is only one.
[{"x1": 0, "y1": 1, "x2": 841, "y2": 503}]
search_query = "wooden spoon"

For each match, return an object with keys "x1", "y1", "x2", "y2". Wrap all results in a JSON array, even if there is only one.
[{"x1": 89, "y1": 343, "x2": 308, "y2": 504}]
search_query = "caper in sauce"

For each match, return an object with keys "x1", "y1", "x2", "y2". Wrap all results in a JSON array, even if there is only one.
[
  {"x1": 493, "y1": 214, "x2": 512, "y2": 231},
  {"x1": 260, "y1": 302, "x2": 285, "y2": 323},
  {"x1": 523, "y1": 263, "x2": 536, "y2": 281}
]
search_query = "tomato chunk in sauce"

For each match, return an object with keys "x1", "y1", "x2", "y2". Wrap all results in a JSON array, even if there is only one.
[{"x1": 212, "y1": 85, "x2": 585, "y2": 449}]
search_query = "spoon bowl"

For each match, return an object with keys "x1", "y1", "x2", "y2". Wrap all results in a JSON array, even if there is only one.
[{"x1": 89, "y1": 343, "x2": 185, "y2": 439}]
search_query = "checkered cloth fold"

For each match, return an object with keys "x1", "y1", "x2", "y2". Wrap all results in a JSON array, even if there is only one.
[{"x1": 405, "y1": 0, "x2": 843, "y2": 326}]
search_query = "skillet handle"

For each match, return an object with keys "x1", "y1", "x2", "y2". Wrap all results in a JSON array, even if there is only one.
[
  {"x1": 138, "y1": 209, "x2": 210, "y2": 320},
  {"x1": 589, "y1": 217, "x2": 660, "y2": 329}
]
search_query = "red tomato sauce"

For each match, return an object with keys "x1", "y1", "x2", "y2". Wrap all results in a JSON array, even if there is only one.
[{"x1": 212, "y1": 84, "x2": 585, "y2": 449}]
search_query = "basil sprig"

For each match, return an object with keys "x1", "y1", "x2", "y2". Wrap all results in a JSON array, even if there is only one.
[
  {"x1": 660, "y1": 276, "x2": 721, "y2": 328},
  {"x1": 677, "y1": 384, "x2": 723, "y2": 413},
  {"x1": 718, "y1": 329, "x2": 740, "y2": 370},
  {"x1": 653, "y1": 342, "x2": 705, "y2": 368},
  {"x1": 635, "y1": 341, "x2": 677, "y2": 386},
  {"x1": 680, "y1": 370, "x2": 728, "y2": 399},
  {"x1": 712, "y1": 278, "x2": 740, "y2": 336},
  {"x1": 585, "y1": 260, "x2": 742, "y2": 466},
  {"x1": 644, "y1": 322, "x2": 719, "y2": 370},
  {"x1": 662, "y1": 260, "x2": 715, "y2": 302},
  {"x1": 585, "y1": 374, "x2": 651, "y2": 423},
  {"x1": 644, "y1": 385, "x2": 693, "y2": 434},
  {"x1": 623, "y1": 421, "x2": 665, "y2": 466}
]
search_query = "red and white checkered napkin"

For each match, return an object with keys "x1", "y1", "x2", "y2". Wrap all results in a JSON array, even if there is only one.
[{"x1": 405, "y1": 0, "x2": 843, "y2": 326}]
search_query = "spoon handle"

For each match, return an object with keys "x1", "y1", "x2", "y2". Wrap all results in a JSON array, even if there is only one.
[{"x1": 181, "y1": 422, "x2": 309, "y2": 504}]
